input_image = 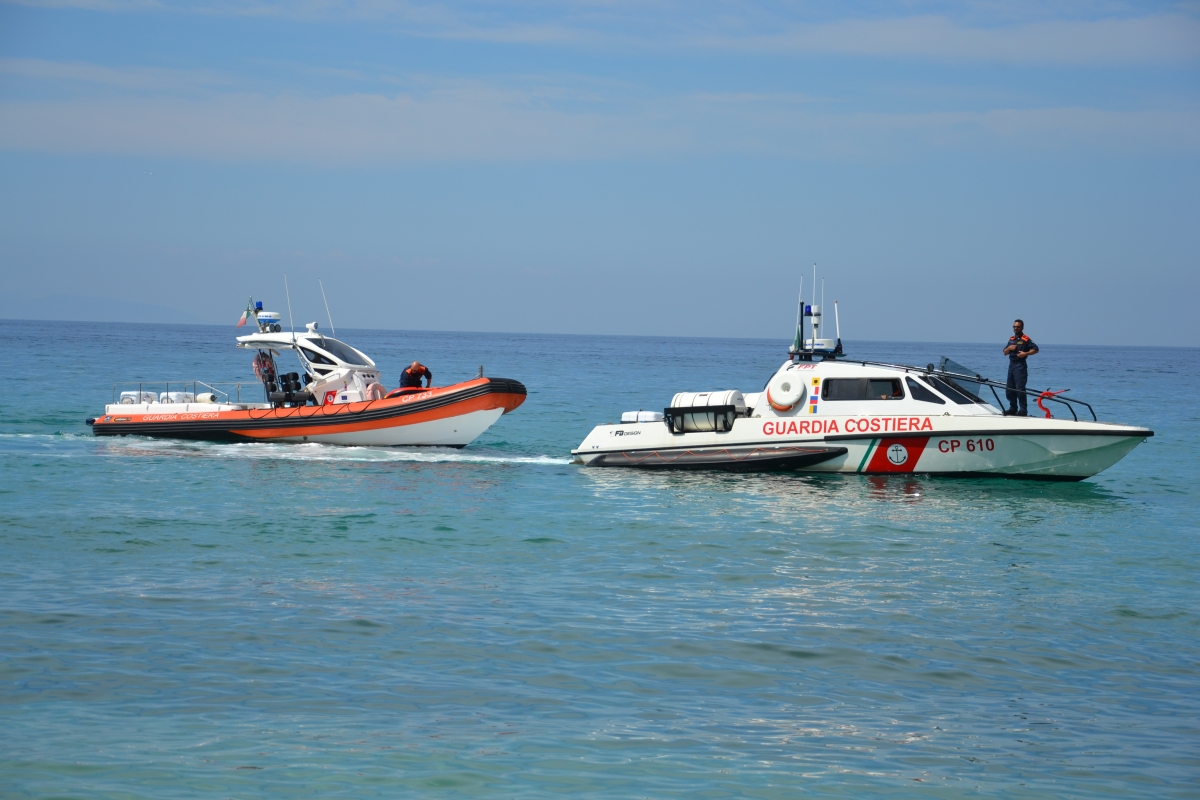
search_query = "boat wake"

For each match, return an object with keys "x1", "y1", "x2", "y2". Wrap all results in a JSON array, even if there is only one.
[
  {"x1": 114, "y1": 439, "x2": 570, "y2": 465},
  {"x1": 0, "y1": 432, "x2": 567, "y2": 466}
]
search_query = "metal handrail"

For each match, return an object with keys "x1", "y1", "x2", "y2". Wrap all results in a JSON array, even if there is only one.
[
  {"x1": 828, "y1": 359, "x2": 1098, "y2": 422},
  {"x1": 111, "y1": 381, "x2": 263, "y2": 406}
]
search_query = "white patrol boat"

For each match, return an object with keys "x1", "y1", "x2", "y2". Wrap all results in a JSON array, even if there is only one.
[
  {"x1": 88, "y1": 300, "x2": 525, "y2": 446},
  {"x1": 572, "y1": 282, "x2": 1151, "y2": 480}
]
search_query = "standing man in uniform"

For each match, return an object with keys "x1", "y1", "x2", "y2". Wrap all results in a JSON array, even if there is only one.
[
  {"x1": 1002, "y1": 319, "x2": 1038, "y2": 416},
  {"x1": 399, "y1": 361, "x2": 433, "y2": 389}
]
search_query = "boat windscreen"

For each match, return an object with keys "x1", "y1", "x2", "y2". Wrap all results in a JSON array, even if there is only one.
[
  {"x1": 906, "y1": 377, "x2": 946, "y2": 405},
  {"x1": 937, "y1": 357, "x2": 988, "y2": 402},
  {"x1": 299, "y1": 346, "x2": 336, "y2": 366},
  {"x1": 313, "y1": 337, "x2": 368, "y2": 366},
  {"x1": 925, "y1": 375, "x2": 978, "y2": 405}
]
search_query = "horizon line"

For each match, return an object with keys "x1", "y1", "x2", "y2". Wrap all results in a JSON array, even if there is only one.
[{"x1": 2, "y1": 317, "x2": 1195, "y2": 350}]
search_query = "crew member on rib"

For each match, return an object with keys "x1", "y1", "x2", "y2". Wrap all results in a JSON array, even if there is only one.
[{"x1": 400, "y1": 361, "x2": 433, "y2": 389}]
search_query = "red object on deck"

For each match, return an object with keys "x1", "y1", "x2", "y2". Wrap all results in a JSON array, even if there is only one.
[{"x1": 1036, "y1": 389, "x2": 1069, "y2": 419}]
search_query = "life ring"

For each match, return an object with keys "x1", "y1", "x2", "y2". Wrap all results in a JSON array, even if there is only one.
[
  {"x1": 366, "y1": 382, "x2": 386, "y2": 400},
  {"x1": 766, "y1": 370, "x2": 806, "y2": 411},
  {"x1": 252, "y1": 354, "x2": 275, "y2": 381}
]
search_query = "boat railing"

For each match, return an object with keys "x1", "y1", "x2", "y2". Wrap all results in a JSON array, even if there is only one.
[
  {"x1": 843, "y1": 360, "x2": 1097, "y2": 422},
  {"x1": 111, "y1": 381, "x2": 265, "y2": 406},
  {"x1": 663, "y1": 405, "x2": 739, "y2": 435}
]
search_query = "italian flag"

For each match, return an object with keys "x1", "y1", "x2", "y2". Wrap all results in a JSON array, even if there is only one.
[{"x1": 236, "y1": 299, "x2": 254, "y2": 328}]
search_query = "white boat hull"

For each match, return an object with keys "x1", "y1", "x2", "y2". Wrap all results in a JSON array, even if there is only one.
[
  {"x1": 573, "y1": 415, "x2": 1152, "y2": 480},
  {"x1": 278, "y1": 407, "x2": 505, "y2": 447}
]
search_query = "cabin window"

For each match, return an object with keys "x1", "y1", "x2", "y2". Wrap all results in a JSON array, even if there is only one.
[
  {"x1": 925, "y1": 375, "x2": 979, "y2": 405},
  {"x1": 300, "y1": 347, "x2": 336, "y2": 366},
  {"x1": 313, "y1": 337, "x2": 368, "y2": 366},
  {"x1": 906, "y1": 377, "x2": 946, "y2": 404},
  {"x1": 821, "y1": 378, "x2": 904, "y2": 401}
]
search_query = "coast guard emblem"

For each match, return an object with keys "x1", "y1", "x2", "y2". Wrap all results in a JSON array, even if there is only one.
[{"x1": 886, "y1": 443, "x2": 909, "y2": 465}]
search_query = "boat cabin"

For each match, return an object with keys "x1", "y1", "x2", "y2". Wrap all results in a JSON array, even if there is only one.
[
  {"x1": 235, "y1": 322, "x2": 385, "y2": 405},
  {"x1": 743, "y1": 359, "x2": 1003, "y2": 421}
]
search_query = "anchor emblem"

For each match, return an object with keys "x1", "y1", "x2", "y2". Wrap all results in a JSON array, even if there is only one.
[{"x1": 886, "y1": 443, "x2": 908, "y2": 465}]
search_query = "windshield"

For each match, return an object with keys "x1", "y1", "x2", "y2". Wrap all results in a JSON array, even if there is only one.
[
  {"x1": 937, "y1": 357, "x2": 988, "y2": 403},
  {"x1": 309, "y1": 337, "x2": 368, "y2": 366},
  {"x1": 925, "y1": 375, "x2": 982, "y2": 405},
  {"x1": 906, "y1": 377, "x2": 946, "y2": 404},
  {"x1": 299, "y1": 346, "x2": 336, "y2": 366}
]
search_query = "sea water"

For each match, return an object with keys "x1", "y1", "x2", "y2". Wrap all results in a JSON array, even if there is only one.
[{"x1": 2, "y1": 319, "x2": 1198, "y2": 798}]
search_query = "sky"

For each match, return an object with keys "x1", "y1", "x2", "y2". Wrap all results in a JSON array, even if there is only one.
[{"x1": 0, "y1": 1, "x2": 1197, "y2": 345}]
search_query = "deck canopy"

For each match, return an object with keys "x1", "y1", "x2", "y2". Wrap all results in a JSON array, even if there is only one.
[{"x1": 235, "y1": 331, "x2": 374, "y2": 368}]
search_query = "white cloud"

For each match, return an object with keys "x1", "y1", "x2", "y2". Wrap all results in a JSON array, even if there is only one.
[
  {"x1": 695, "y1": 14, "x2": 1200, "y2": 65},
  {"x1": 0, "y1": 58, "x2": 234, "y2": 90},
  {"x1": 5, "y1": 1, "x2": 1198, "y2": 65},
  {"x1": 1, "y1": 82, "x2": 1195, "y2": 163},
  {"x1": 0, "y1": 90, "x2": 635, "y2": 161},
  {"x1": 4, "y1": 0, "x2": 162, "y2": 10}
]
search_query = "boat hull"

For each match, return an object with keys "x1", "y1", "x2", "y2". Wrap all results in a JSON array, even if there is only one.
[
  {"x1": 92, "y1": 378, "x2": 526, "y2": 447},
  {"x1": 573, "y1": 416, "x2": 1152, "y2": 480}
]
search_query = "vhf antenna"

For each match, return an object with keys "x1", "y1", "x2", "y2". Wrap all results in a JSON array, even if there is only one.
[
  {"x1": 319, "y1": 279, "x2": 336, "y2": 335},
  {"x1": 284, "y1": 274, "x2": 295, "y2": 342},
  {"x1": 811, "y1": 263, "x2": 818, "y2": 352},
  {"x1": 793, "y1": 275, "x2": 804, "y2": 354},
  {"x1": 834, "y1": 300, "x2": 843, "y2": 355}
]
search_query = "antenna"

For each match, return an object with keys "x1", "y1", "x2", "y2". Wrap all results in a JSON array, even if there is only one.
[
  {"x1": 818, "y1": 277, "x2": 825, "y2": 344},
  {"x1": 834, "y1": 300, "x2": 843, "y2": 355},
  {"x1": 811, "y1": 263, "x2": 818, "y2": 347},
  {"x1": 793, "y1": 275, "x2": 804, "y2": 353},
  {"x1": 284, "y1": 274, "x2": 295, "y2": 341},
  {"x1": 319, "y1": 279, "x2": 335, "y2": 335}
]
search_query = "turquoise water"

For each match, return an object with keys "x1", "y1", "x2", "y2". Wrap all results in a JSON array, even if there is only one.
[{"x1": 2, "y1": 320, "x2": 1198, "y2": 797}]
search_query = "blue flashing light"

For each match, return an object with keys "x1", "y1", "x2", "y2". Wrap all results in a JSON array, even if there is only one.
[
  {"x1": 255, "y1": 301, "x2": 263, "y2": 310},
  {"x1": 804, "y1": 305, "x2": 812, "y2": 315}
]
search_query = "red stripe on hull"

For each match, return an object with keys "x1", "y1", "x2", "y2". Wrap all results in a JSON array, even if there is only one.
[{"x1": 866, "y1": 437, "x2": 930, "y2": 473}]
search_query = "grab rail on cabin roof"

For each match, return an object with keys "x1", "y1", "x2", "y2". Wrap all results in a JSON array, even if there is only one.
[{"x1": 837, "y1": 360, "x2": 1098, "y2": 422}]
